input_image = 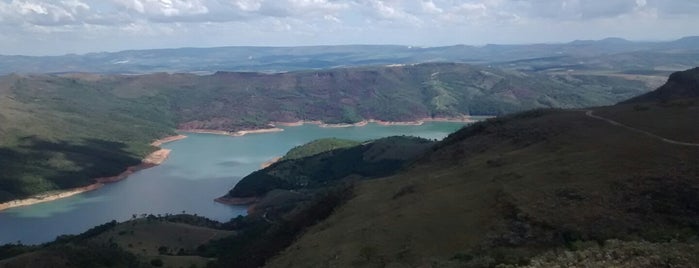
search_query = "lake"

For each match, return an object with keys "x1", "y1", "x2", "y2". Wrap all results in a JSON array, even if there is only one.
[{"x1": 0, "y1": 122, "x2": 468, "y2": 245}]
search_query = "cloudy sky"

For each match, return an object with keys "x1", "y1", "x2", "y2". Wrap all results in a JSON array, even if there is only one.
[{"x1": 0, "y1": 0, "x2": 697, "y2": 55}]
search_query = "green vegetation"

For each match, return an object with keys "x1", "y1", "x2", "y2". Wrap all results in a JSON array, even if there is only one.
[
  {"x1": 201, "y1": 185, "x2": 354, "y2": 268},
  {"x1": 263, "y1": 70, "x2": 699, "y2": 267},
  {"x1": 2, "y1": 67, "x2": 698, "y2": 268},
  {"x1": 280, "y1": 138, "x2": 361, "y2": 161},
  {"x1": 163, "y1": 63, "x2": 649, "y2": 130},
  {"x1": 498, "y1": 239, "x2": 699, "y2": 268},
  {"x1": 226, "y1": 136, "x2": 433, "y2": 198},
  {"x1": 0, "y1": 63, "x2": 651, "y2": 202},
  {"x1": 0, "y1": 214, "x2": 235, "y2": 268},
  {"x1": 0, "y1": 37, "x2": 697, "y2": 74},
  {"x1": 0, "y1": 74, "x2": 175, "y2": 202}
]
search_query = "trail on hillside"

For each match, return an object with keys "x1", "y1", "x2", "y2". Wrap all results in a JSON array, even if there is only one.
[{"x1": 585, "y1": 110, "x2": 699, "y2": 147}]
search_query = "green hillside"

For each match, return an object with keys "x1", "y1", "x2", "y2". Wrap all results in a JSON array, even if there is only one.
[
  {"x1": 0, "y1": 63, "x2": 651, "y2": 202},
  {"x1": 280, "y1": 138, "x2": 361, "y2": 161},
  {"x1": 264, "y1": 71, "x2": 699, "y2": 267},
  {"x1": 163, "y1": 63, "x2": 650, "y2": 129},
  {"x1": 1, "y1": 68, "x2": 697, "y2": 268},
  {"x1": 226, "y1": 136, "x2": 433, "y2": 199},
  {"x1": 0, "y1": 74, "x2": 175, "y2": 202}
]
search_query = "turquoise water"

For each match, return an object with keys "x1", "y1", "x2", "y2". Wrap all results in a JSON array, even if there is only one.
[{"x1": 0, "y1": 122, "x2": 467, "y2": 244}]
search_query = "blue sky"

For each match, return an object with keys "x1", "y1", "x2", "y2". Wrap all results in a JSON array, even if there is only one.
[{"x1": 0, "y1": 0, "x2": 697, "y2": 55}]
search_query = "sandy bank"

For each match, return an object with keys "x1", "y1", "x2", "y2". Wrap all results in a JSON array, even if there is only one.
[
  {"x1": 270, "y1": 116, "x2": 481, "y2": 128},
  {"x1": 261, "y1": 156, "x2": 282, "y2": 169},
  {"x1": 320, "y1": 120, "x2": 369, "y2": 128},
  {"x1": 0, "y1": 137, "x2": 180, "y2": 212},
  {"x1": 150, "y1": 134, "x2": 188, "y2": 147},
  {"x1": 179, "y1": 127, "x2": 284, "y2": 137},
  {"x1": 192, "y1": 116, "x2": 481, "y2": 139},
  {"x1": 214, "y1": 196, "x2": 259, "y2": 206},
  {"x1": 371, "y1": 116, "x2": 481, "y2": 125},
  {"x1": 232, "y1": 128, "x2": 284, "y2": 136},
  {"x1": 94, "y1": 149, "x2": 171, "y2": 183},
  {"x1": 0, "y1": 184, "x2": 104, "y2": 211},
  {"x1": 272, "y1": 120, "x2": 322, "y2": 127}
]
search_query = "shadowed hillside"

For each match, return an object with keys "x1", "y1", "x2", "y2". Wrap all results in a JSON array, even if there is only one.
[
  {"x1": 622, "y1": 67, "x2": 699, "y2": 103},
  {"x1": 224, "y1": 136, "x2": 433, "y2": 200},
  {"x1": 264, "y1": 70, "x2": 699, "y2": 267}
]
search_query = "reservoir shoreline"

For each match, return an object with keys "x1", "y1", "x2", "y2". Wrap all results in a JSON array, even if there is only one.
[
  {"x1": 1, "y1": 121, "x2": 468, "y2": 245},
  {"x1": 271, "y1": 115, "x2": 482, "y2": 128},
  {"x1": 0, "y1": 135, "x2": 188, "y2": 212},
  {"x1": 1, "y1": 117, "x2": 480, "y2": 212}
]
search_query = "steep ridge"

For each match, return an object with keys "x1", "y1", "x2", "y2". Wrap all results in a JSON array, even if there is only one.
[
  {"x1": 622, "y1": 67, "x2": 699, "y2": 103},
  {"x1": 265, "y1": 70, "x2": 699, "y2": 267}
]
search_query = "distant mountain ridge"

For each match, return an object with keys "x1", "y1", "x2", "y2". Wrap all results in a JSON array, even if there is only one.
[{"x1": 1, "y1": 37, "x2": 698, "y2": 74}]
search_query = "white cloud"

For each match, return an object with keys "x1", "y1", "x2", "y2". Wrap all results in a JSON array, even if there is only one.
[
  {"x1": 233, "y1": 0, "x2": 261, "y2": 11},
  {"x1": 421, "y1": 0, "x2": 442, "y2": 14},
  {"x1": 0, "y1": 0, "x2": 697, "y2": 55},
  {"x1": 113, "y1": 0, "x2": 209, "y2": 17},
  {"x1": 0, "y1": 0, "x2": 89, "y2": 26}
]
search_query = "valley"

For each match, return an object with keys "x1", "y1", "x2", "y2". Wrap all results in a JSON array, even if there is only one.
[
  {"x1": 0, "y1": 37, "x2": 697, "y2": 267},
  {"x1": 0, "y1": 63, "x2": 651, "y2": 204},
  {"x1": 0, "y1": 122, "x2": 466, "y2": 245},
  {"x1": 1, "y1": 67, "x2": 696, "y2": 267}
]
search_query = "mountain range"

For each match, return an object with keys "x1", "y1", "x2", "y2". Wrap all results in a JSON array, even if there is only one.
[{"x1": 1, "y1": 37, "x2": 698, "y2": 75}]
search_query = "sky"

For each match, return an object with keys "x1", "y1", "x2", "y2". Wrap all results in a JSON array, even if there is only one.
[{"x1": 0, "y1": 0, "x2": 697, "y2": 55}]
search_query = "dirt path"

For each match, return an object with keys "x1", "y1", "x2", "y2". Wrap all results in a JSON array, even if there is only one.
[{"x1": 584, "y1": 110, "x2": 699, "y2": 147}]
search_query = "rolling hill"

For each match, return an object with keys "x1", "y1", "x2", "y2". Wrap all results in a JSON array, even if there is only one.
[
  {"x1": 0, "y1": 63, "x2": 651, "y2": 202},
  {"x1": 1, "y1": 37, "x2": 697, "y2": 75},
  {"x1": 223, "y1": 136, "x2": 433, "y2": 200},
  {"x1": 264, "y1": 68, "x2": 699, "y2": 267}
]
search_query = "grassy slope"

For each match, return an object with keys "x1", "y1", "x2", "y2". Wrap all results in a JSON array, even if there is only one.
[
  {"x1": 161, "y1": 63, "x2": 650, "y2": 129},
  {"x1": 266, "y1": 101, "x2": 699, "y2": 267},
  {"x1": 0, "y1": 75, "x2": 175, "y2": 202},
  {"x1": 0, "y1": 215, "x2": 232, "y2": 268},
  {"x1": 280, "y1": 138, "x2": 361, "y2": 161},
  {"x1": 0, "y1": 63, "x2": 649, "y2": 201},
  {"x1": 226, "y1": 136, "x2": 434, "y2": 198},
  {"x1": 90, "y1": 217, "x2": 232, "y2": 268}
]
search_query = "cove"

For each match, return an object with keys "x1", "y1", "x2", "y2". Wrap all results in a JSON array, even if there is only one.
[{"x1": 0, "y1": 122, "x2": 468, "y2": 245}]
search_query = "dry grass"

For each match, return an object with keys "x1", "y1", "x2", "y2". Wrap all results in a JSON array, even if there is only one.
[{"x1": 91, "y1": 219, "x2": 233, "y2": 267}]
